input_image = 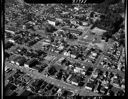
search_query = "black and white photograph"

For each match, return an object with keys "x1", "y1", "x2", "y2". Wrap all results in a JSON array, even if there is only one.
[{"x1": 3, "y1": 0, "x2": 126, "y2": 98}]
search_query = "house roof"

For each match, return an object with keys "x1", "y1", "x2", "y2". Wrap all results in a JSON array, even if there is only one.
[
  {"x1": 47, "y1": 20, "x2": 55, "y2": 26},
  {"x1": 16, "y1": 57, "x2": 26, "y2": 65}
]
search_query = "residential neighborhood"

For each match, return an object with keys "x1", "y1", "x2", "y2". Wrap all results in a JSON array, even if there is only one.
[{"x1": 4, "y1": 0, "x2": 125, "y2": 97}]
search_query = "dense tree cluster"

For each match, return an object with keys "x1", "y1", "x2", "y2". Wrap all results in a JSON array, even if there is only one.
[
  {"x1": 95, "y1": 12, "x2": 123, "y2": 32},
  {"x1": 92, "y1": 0, "x2": 124, "y2": 41},
  {"x1": 112, "y1": 29, "x2": 125, "y2": 46},
  {"x1": 109, "y1": 3, "x2": 124, "y2": 14}
]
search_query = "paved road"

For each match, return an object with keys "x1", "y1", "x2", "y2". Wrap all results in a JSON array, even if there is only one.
[
  {"x1": 5, "y1": 62, "x2": 100, "y2": 96},
  {"x1": 95, "y1": 54, "x2": 124, "y2": 78},
  {"x1": 49, "y1": 50, "x2": 93, "y2": 68}
]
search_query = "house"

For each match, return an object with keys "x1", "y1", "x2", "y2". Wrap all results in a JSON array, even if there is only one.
[
  {"x1": 30, "y1": 65, "x2": 41, "y2": 72},
  {"x1": 77, "y1": 26, "x2": 85, "y2": 30},
  {"x1": 71, "y1": 54, "x2": 76, "y2": 58},
  {"x1": 61, "y1": 11, "x2": 69, "y2": 15},
  {"x1": 64, "y1": 52, "x2": 70, "y2": 56},
  {"x1": 47, "y1": 20, "x2": 56, "y2": 26},
  {"x1": 58, "y1": 45, "x2": 64, "y2": 50},
  {"x1": 71, "y1": 81, "x2": 78, "y2": 86},
  {"x1": 24, "y1": 59, "x2": 39, "y2": 68},
  {"x1": 70, "y1": 20, "x2": 77, "y2": 25},
  {"x1": 42, "y1": 41, "x2": 50, "y2": 46},
  {"x1": 71, "y1": 30, "x2": 82, "y2": 36},
  {"x1": 100, "y1": 85, "x2": 108, "y2": 94},
  {"x1": 85, "y1": 77, "x2": 97, "y2": 91},
  {"x1": 82, "y1": 22, "x2": 88, "y2": 26},
  {"x1": 91, "y1": 52, "x2": 97, "y2": 57},
  {"x1": 58, "y1": 57, "x2": 65, "y2": 63},
  {"x1": 8, "y1": 39, "x2": 15, "y2": 43},
  {"x1": 15, "y1": 57, "x2": 26, "y2": 66},
  {"x1": 44, "y1": 55, "x2": 56, "y2": 61},
  {"x1": 57, "y1": 88, "x2": 62, "y2": 94},
  {"x1": 68, "y1": 74, "x2": 82, "y2": 86},
  {"x1": 10, "y1": 56, "x2": 21, "y2": 64},
  {"x1": 56, "y1": 18, "x2": 63, "y2": 21},
  {"x1": 74, "y1": 67, "x2": 83, "y2": 73},
  {"x1": 48, "y1": 66, "x2": 57, "y2": 76},
  {"x1": 5, "y1": 66, "x2": 9, "y2": 72}
]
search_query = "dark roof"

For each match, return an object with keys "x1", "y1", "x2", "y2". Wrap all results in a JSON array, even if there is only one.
[
  {"x1": 16, "y1": 57, "x2": 27, "y2": 66},
  {"x1": 27, "y1": 40, "x2": 37, "y2": 47},
  {"x1": 5, "y1": 42, "x2": 14, "y2": 49},
  {"x1": 31, "y1": 79, "x2": 43, "y2": 88},
  {"x1": 86, "y1": 80, "x2": 95, "y2": 89},
  {"x1": 12, "y1": 56, "x2": 22, "y2": 62},
  {"x1": 31, "y1": 66, "x2": 40, "y2": 71},
  {"x1": 69, "y1": 74, "x2": 81, "y2": 83},
  {"x1": 48, "y1": 66, "x2": 57, "y2": 75},
  {"x1": 62, "y1": 90, "x2": 73, "y2": 96},
  {"x1": 25, "y1": 59, "x2": 39, "y2": 67},
  {"x1": 5, "y1": 52, "x2": 10, "y2": 59}
]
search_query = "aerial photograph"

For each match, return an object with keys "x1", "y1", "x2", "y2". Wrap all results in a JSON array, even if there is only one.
[{"x1": 4, "y1": 0, "x2": 126, "y2": 97}]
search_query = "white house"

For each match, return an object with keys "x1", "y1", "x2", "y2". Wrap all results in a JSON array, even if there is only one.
[{"x1": 47, "y1": 20, "x2": 55, "y2": 26}]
